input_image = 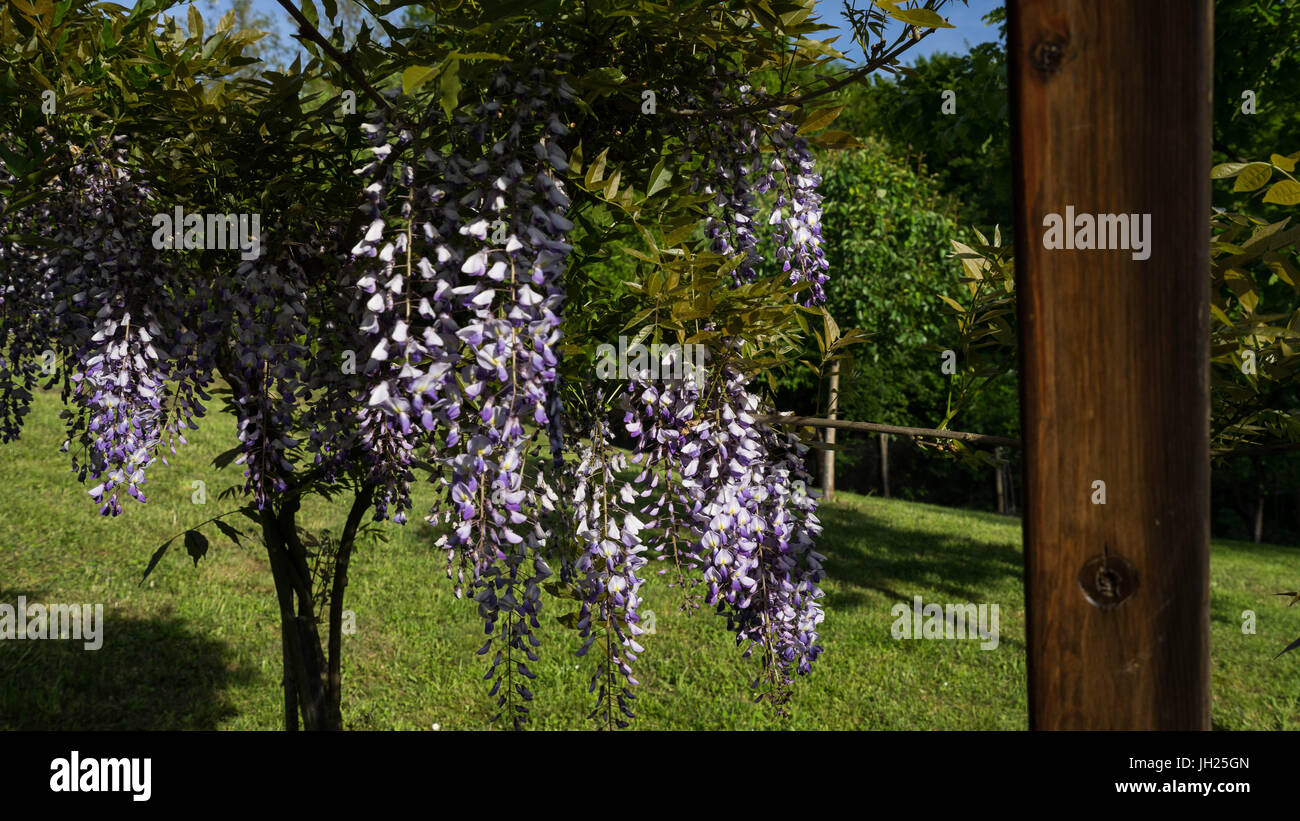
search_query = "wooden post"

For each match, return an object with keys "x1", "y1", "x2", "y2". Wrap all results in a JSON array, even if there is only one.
[
  {"x1": 1005, "y1": 452, "x2": 1016, "y2": 515},
  {"x1": 1251, "y1": 455, "x2": 1264, "y2": 544},
  {"x1": 995, "y1": 446, "x2": 1006, "y2": 514},
  {"x1": 1010, "y1": 0, "x2": 1211, "y2": 729},
  {"x1": 820, "y1": 361, "x2": 839, "y2": 502},
  {"x1": 879, "y1": 432, "x2": 890, "y2": 498}
]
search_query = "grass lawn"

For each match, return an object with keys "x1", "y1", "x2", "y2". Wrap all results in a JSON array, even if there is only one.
[{"x1": 2, "y1": 387, "x2": 1299, "y2": 729}]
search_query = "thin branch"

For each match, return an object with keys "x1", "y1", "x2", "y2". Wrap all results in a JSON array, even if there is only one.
[
  {"x1": 1213, "y1": 441, "x2": 1300, "y2": 456},
  {"x1": 666, "y1": 24, "x2": 937, "y2": 117},
  {"x1": 273, "y1": 0, "x2": 391, "y2": 113},
  {"x1": 327, "y1": 481, "x2": 376, "y2": 728}
]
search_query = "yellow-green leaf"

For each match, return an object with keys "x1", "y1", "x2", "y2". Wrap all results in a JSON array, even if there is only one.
[
  {"x1": 646, "y1": 158, "x2": 672, "y2": 197},
  {"x1": 664, "y1": 222, "x2": 694, "y2": 247},
  {"x1": 1211, "y1": 162, "x2": 1251, "y2": 179},
  {"x1": 439, "y1": 58, "x2": 461, "y2": 119},
  {"x1": 1263, "y1": 180, "x2": 1300, "y2": 206},
  {"x1": 1234, "y1": 163, "x2": 1273, "y2": 192},
  {"x1": 188, "y1": 3, "x2": 203, "y2": 41},
  {"x1": 886, "y1": 7, "x2": 954, "y2": 28},
  {"x1": 1272, "y1": 154, "x2": 1297, "y2": 173},
  {"x1": 402, "y1": 65, "x2": 439, "y2": 95},
  {"x1": 585, "y1": 147, "x2": 608, "y2": 186},
  {"x1": 811, "y1": 130, "x2": 863, "y2": 150},
  {"x1": 798, "y1": 105, "x2": 843, "y2": 135},
  {"x1": 938, "y1": 294, "x2": 967, "y2": 313}
]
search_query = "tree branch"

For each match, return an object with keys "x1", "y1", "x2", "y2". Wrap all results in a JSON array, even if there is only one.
[
  {"x1": 667, "y1": 24, "x2": 938, "y2": 117},
  {"x1": 327, "y1": 481, "x2": 376, "y2": 728},
  {"x1": 273, "y1": 0, "x2": 391, "y2": 114}
]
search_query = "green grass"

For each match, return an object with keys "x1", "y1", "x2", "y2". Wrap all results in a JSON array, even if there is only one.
[{"x1": 2, "y1": 387, "x2": 1299, "y2": 729}]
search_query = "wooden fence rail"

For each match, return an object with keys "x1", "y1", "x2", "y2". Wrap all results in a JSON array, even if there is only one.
[{"x1": 761, "y1": 413, "x2": 1300, "y2": 458}]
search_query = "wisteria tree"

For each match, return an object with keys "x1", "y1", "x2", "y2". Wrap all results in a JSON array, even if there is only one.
[{"x1": 0, "y1": 0, "x2": 960, "y2": 730}]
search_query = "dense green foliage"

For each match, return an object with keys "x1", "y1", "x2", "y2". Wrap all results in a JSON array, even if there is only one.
[
  {"x1": 835, "y1": 42, "x2": 1010, "y2": 236},
  {"x1": 1213, "y1": 0, "x2": 1300, "y2": 168}
]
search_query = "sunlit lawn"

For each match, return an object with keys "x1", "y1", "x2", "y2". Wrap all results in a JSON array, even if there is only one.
[{"x1": 2, "y1": 388, "x2": 1298, "y2": 729}]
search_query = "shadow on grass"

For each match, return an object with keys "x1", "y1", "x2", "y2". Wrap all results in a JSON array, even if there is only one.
[
  {"x1": 817, "y1": 502, "x2": 1024, "y2": 611},
  {"x1": 0, "y1": 588, "x2": 253, "y2": 730}
]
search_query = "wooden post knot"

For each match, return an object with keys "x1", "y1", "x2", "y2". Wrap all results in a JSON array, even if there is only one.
[
  {"x1": 1030, "y1": 38, "x2": 1067, "y2": 76},
  {"x1": 1078, "y1": 552, "x2": 1138, "y2": 610}
]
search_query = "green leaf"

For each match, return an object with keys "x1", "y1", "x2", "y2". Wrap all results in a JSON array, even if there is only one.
[
  {"x1": 1263, "y1": 180, "x2": 1300, "y2": 206},
  {"x1": 1271, "y1": 153, "x2": 1297, "y2": 173},
  {"x1": 581, "y1": 66, "x2": 626, "y2": 90},
  {"x1": 184, "y1": 529, "x2": 209, "y2": 566},
  {"x1": 646, "y1": 158, "x2": 672, "y2": 197},
  {"x1": 585, "y1": 147, "x2": 608, "y2": 185},
  {"x1": 1211, "y1": 162, "x2": 1251, "y2": 179},
  {"x1": 798, "y1": 105, "x2": 843, "y2": 135},
  {"x1": 141, "y1": 535, "x2": 177, "y2": 582},
  {"x1": 811, "y1": 130, "x2": 863, "y2": 150},
  {"x1": 300, "y1": 0, "x2": 318, "y2": 28},
  {"x1": 1233, "y1": 163, "x2": 1272, "y2": 192},
  {"x1": 439, "y1": 58, "x2": 462, "y2": 119},
  {"x1": 885, "y1": 7, "x2": 954, "y2": 28},
  {"x1": 187, "y1": 2, "x2": 202, "y2": 41},
  {"x1": 1274, "y1": 634, "x2": 1300, "y2": 660},
  {"x1": 401, "y1": 64, "x2": 439, "y2": 95},
  {"x1": 214, "y1": 519, "x2": 243, "y2": 547},
  {"x1": 212, "y1": 444, "x2": 243, "y2": 469}
]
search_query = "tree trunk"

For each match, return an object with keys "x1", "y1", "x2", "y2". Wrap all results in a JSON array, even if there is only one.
[
  {"x1": 258, "y1": 482, "x2": 374, "y2": 731},
  {"x1": 261, "y1": 504, "x2": 332, "y2": 730},
  {"x1": 879, "y1": 432, "x2": 890, "y2": 498}
]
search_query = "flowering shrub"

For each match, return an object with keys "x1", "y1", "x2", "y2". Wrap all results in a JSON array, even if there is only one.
[{"x1": 0, "y1": 0, "x2": 949, "y2": 729}]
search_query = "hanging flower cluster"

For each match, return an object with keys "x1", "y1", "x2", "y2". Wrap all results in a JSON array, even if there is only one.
[
  {"x1": 2, "y1": 141, "x2": 216, "y2": 515},
  {"x1": 768, "y1": 120, "x2": 830, "y2": 305},
  {"x1": 223, "y1": 249, "x2": 312, "y2": 509},
  {"x1": 350, "y1": 57, "x2": 578, "y2": 724},
  {"x1": 679, "y1": 64, "x2": 830, "y2": 305},
  {"x1": 623, "y1": 350, "x2": 827, "y2": 708},
  {"x1": 608, "y1": 62, "x2": 835, "y2": 710},
  {"x1": 682, "y1": 62, "x2": 766, "y2": 286},
  {"x1": 0, "y1": 152, "x2": 55, "y2": 444},
  {"x1": 569, "y1": 420, "x2": 649, "y2": 729}
]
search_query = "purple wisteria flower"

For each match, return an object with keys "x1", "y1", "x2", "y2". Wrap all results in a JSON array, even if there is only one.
[{"x1": 352, "y1": 55, "x2": 577, "y2": 726}]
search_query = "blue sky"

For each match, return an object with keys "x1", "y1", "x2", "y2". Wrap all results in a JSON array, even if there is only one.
[{"x1": 233, "y1": 0, "x2": 1003, "y2": 66}]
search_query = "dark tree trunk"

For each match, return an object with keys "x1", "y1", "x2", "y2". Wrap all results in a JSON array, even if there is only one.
[{"x1": 258, "y1": 482, "x2": 376, "y2": 731}]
